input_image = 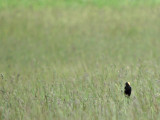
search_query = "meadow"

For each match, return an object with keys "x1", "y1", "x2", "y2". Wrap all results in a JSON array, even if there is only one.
[{"x1": 0, "y1": 0, "x2": 160, "y2": 119}]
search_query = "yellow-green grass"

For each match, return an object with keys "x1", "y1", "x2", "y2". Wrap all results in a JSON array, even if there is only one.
[{"x1": 0, "y1": 3, "x2": 160, "y2": 120}]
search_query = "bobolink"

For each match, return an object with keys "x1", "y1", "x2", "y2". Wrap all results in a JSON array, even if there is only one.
[{"x1": 124, "y1": 82, "x2": 131, "y2": 97}]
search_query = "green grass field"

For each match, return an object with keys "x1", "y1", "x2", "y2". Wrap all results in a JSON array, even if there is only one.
[
  {"x1": 1, "y1": 0, "x2": 160, "y2": 8},
  {"x1": 1, "y1": 0, "x2": 160, "y2": 119}
]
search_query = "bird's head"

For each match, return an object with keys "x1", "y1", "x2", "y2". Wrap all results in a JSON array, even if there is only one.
[{"x1": 125, "y1": 82, "x2": 130, "y2": 86}]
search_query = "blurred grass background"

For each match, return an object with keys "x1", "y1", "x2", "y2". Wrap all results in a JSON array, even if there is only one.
[
  {"x1": 0, "y1": 0, "x2": 160, "y2": 120},
  {"x1": 0, "y1": 0, "x2": 160, "y2": 8}
]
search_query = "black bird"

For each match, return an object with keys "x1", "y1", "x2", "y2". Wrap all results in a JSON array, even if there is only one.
[{"x1": 124, "y1": 82, "x2": 132, "y2": 97}]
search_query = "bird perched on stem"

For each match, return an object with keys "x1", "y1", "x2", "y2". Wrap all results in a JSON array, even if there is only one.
[{"x1": 124, "y1": 82, "x2": 132, "y2": 97}]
